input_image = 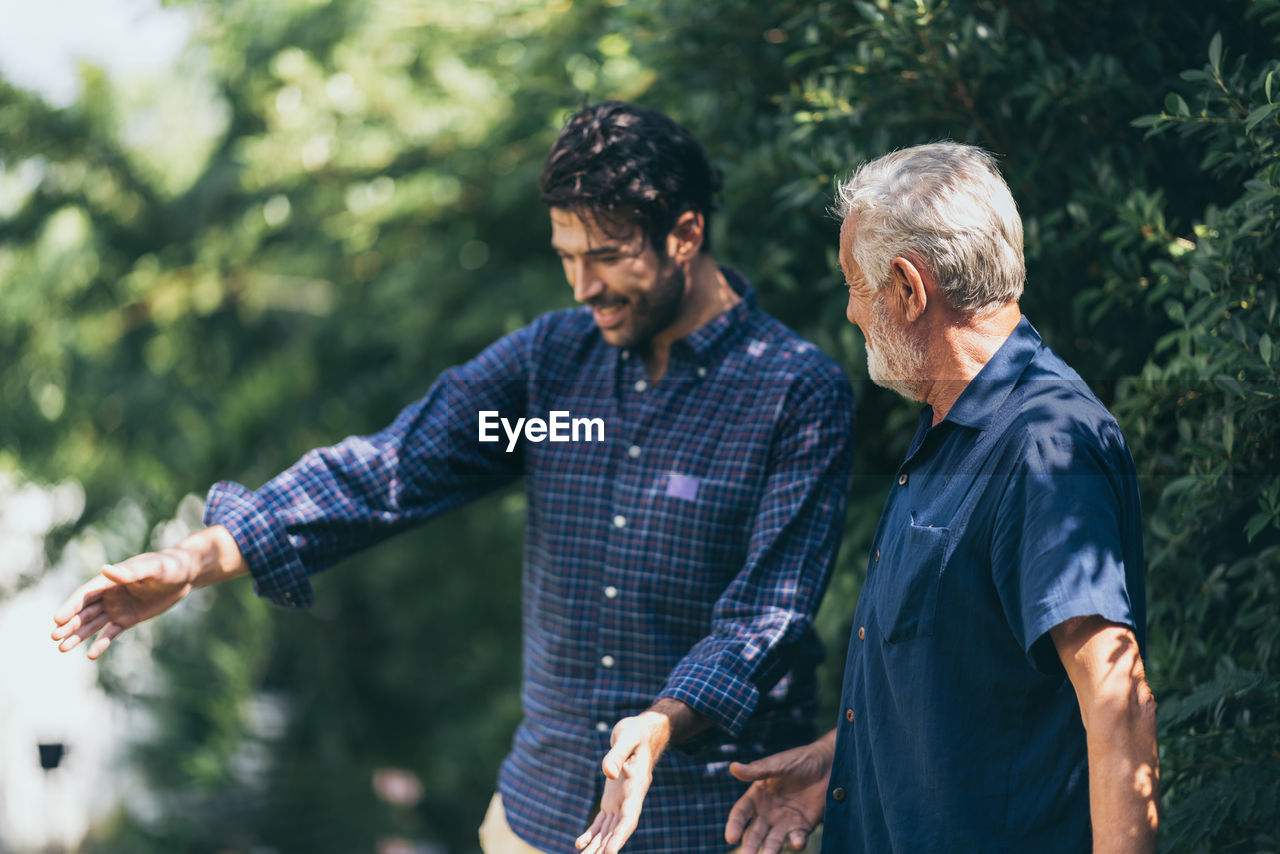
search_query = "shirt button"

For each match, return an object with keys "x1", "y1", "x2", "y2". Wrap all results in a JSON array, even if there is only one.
[
  {"x1": 604, "y1": 585, "x2": 618, "y2": 599},
  {"x1": 628, "y1": 445, "x2": 641, "y2": 458},
  {"x1": 832, "y1": 787, "x2": 846, "y2": 802},
  {"x1": 697, "y1": 366, "x2": 707, "y2": 378},
  {"x1": 845, "y1": 708, "x2": 854, "y2": 722},
  {"x1": 635, "y1": 379, "x2": 648, "y2": 392},
  {"x1": 621, "y1": 350, "x2": 631, "y2": 360},
  {"x1": 898, "y1": 473, "x2": 909, "y2": 486},
  {"x1": 601, "y1": 655, "x2": 615, "y2": 668},
  {"x1": 613, "y1": 515, "x2": 627, "y2": 528},
  {"x1": 874, "y1": 549, "x2": 880, "y2": 562},
  {"x1": 858, "y1": 626, "x2": 866, "y2": 640},
  {"x1": 596, "y1": 721, "x2": 610, "y2": 733}
]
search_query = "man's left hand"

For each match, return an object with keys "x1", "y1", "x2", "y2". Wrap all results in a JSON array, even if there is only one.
[{"x1": 575, "y1": 710, "x2": 670, "y2": 854}]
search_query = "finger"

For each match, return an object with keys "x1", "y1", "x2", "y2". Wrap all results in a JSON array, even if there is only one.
[
  {"x1": 51, "y1": 602, "x2": 104, "y2": 641},
  {"x1": 57, "y1": 611, "x2": 111, "y2": 652},
  {"x1": 730, "y1": 759, "x2": 778, "y2": 783},
  {"x1": 576, "y1": 813, "x2": 607, "y2": 850},
  {"x1": 603, "y1": 799, "x2": 644, "y2": 854},
  {"x1": 578, "y1": 815, "x2": 614, "y2": 854},
  {"x1": 759, "y1": 822, "x2": 793, "y2": 854},
  {"x1": 53, "y1": 572, "x2": 119, "y2": 625},
  {"x1": 725, "y1": 792, "x2": 758, "y2": 843},
  {"x1": 788, "y1": 829, "x2": 810, "y2": 851},
  {"x1": 602, "y1": 736, "x2": 642, "y2": 779},
  {"x1": 742, "y1": 813, "x2": 774, "y2": 854},
  {"x1": 86, "y1": 622, "x2": 124, "y2": 660},
  {"x1": 101, "y1": 560, "x2": 149, "y2": 588},
  {"x1": 604, "y1": 822, "x2": 636, "y2": 854}
]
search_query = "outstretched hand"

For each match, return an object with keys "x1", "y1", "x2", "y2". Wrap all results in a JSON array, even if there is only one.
[
  {"x1": 575, "y1": 710, "x2": 671, "y2": 854},
  {"x1": 725, "y1": 731, "x2": 835, "y2": 854},
  {"x1": 51, "y1": 550, "x2": 197, "y2": 658},
  {"x1": 52, "y1": 525, "x2": 247, "y2": 658}
]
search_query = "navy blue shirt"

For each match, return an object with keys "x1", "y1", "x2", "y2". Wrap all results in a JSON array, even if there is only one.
[
  {"x1": 206, "y1": 270, "x2": 856, "y2": 853},
  {"x1": 823, "y1": 317, "x2": 1144, "y2": 853}
]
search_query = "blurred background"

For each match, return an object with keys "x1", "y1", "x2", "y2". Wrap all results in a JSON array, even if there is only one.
[{"x1": 1, "y1": 0, "x2": 1276, "y2": 851}]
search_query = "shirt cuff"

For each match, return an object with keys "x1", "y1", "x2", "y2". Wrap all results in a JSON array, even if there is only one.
[
  {"x1": 660, "y1": 659, "x2": 760, "y2": 740},
  {"x1": 204, "y1": 480, "x2": 314, "y2": 609}
]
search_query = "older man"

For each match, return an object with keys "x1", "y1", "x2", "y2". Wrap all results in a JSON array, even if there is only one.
[{"x1": 724, "y1": 143, "x2": 1158, "y2": 854}]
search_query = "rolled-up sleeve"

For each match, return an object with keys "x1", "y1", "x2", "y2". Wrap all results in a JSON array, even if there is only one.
[
  {"x1": 660, "y1": 375, "x2": 855, "y2": 735},
  {"x1": 204, "y1": 322, "x2": 537, "y2": 608}
]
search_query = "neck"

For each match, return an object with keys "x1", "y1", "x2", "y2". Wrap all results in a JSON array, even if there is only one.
[
  {"x1": 643, "y1": 253, "x2": 738, "y2": 381},
  {"x1": 918, "y1": 303, "x2": 1022, "y2": 425}
]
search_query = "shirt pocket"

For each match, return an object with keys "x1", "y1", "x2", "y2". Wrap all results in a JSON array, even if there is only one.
[
  {"x1": 874, "y1": 522, "x2": 951, "y2": 643},
  {"x1": 639, "y1": 477, "x2": 752, "y2": 580}
]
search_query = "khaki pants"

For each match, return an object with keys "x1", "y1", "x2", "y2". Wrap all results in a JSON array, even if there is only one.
[
  {"x1": 478, "y1": 795, "x2": 552, "y2": 854},
  {"x1": 477, "y1": 793, "x2": 822, "y2": 854}
]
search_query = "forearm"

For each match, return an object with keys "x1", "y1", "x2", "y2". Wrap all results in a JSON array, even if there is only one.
[
  {"x1": 1084, "y1": 695, "x2": 1159, "y2": 853},
  {"x1": 178, "y1": 525, "x2": 249, "y2": 588},
  {"x1": 1054, "y1": 617, "x2": 1159, "y2": 853},
  {"x1": 646, "y1": 697, "x2": 711, "y2": 750}
]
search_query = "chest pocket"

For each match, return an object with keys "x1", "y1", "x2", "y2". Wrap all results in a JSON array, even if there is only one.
[{"x1": 874, "y1": 522, "x2": 951, "y2": 643}]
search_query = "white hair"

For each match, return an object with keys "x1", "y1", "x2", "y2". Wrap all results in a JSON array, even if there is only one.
[{"x1": 833, "y1": 142, "x2": 1025, "y2": 316}]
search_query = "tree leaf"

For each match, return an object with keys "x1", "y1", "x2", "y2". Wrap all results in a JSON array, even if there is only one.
[
  {"x1": 1208, "y1": 32, "x2": 1223, "y2": 72},
  {"x1": 1165, "y1": 92, "x2": 1191, "y2": 117},
  {"x1": 1244, "y1": 102, "x2": 1280, "y2": 133},
  {"x1": 1158, "y1": 669, "x2": 1262, "y2": 730},
  {"x1": 1245, "y1": 512, "x2": 1271, "y2": 541}
]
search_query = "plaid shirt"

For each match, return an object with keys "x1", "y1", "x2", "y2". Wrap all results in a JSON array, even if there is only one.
[{"x1": 205, "y1": 269, "x2": 855, "y2": 853}]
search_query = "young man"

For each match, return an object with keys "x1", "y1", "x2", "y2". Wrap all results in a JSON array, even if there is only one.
[
  {"x1": 53, "y1": 101, "x2": 856, "y2": 854},
  {"x1": 725, "y1": 142, "x2": 1158, "y2": 854}
]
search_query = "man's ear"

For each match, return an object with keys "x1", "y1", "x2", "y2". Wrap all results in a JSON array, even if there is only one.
[
  {"x1": 666, "y1": 210, "x2": 705, "y2": 261},
  {"x1": 890, "y1": 256, "x2": 929, "y2": 323}
]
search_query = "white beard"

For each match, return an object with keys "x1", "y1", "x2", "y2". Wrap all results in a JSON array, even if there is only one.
[{"x1": 865, "y1": 295, "x2": 929, "y2": 401}]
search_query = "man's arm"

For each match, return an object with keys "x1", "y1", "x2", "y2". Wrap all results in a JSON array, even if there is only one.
[
  {"x1": 52, "y1": 525, "x2": 247, "y2": 658},
  {"x1": 1051, "y1": 615, "x2": 1159, "y2": 854},
  {"x1": 53, "y1": 320, "x2": 540, "y2": 653}
]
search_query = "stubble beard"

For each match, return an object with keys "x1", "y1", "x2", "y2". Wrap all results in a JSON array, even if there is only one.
[{"x1": 606, "y1": 260, "x2": 686, "y2": 351}]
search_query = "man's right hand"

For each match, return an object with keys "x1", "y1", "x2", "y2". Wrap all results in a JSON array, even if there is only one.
[
  {"x1": 725, "y1": 730, "x2": 836, "y2": 854},
  {"x1": 51, "y1": 524, "x2": 247, "y2": 659}
]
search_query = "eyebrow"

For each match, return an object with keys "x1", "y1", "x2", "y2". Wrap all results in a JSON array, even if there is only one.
[{"x1": 551, "y1": 243, "x2": 627, "y2": 257}]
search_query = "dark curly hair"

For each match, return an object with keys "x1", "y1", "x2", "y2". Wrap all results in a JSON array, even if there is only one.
[{"x1": 538, "y1": 101, "x2": 723, "y2": 254}]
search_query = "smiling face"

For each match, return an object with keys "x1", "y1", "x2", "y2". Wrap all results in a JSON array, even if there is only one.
[
  {"x1": 839, "y1": 214, "x2": 929, "y2": 400},
  {"x1": 550, "y1": 207, "x2": 686, "y2": 350}
]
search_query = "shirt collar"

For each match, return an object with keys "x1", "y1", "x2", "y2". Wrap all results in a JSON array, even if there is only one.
[
  {"x1": 939, "y1": 315, "x2": 1042, "y2": 429},
  {"x1": 669, "y1": 265, "x2": 756, "y2": 363}
]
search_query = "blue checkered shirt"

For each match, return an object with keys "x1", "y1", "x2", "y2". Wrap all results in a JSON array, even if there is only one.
[{"x1": 205, "y1": 269, "x2": 856, "y2": 853}]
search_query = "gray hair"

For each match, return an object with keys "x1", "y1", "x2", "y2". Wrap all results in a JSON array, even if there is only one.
[{"x1": 833, "y1": 142, "x2": 1025, "y2": 316}]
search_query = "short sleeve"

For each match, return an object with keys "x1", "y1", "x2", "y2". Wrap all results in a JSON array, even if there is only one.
[{"x1": 991, "y1": 421, "x2": 1141, "y2": 674}]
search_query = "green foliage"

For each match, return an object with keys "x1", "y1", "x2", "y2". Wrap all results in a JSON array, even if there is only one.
[
  {"x1": 3, "y1": 0, "x2": 1278, "y2": 852},
  {"x1": 1110, "y1": 24, "x2": 1280, "y2": 850}
]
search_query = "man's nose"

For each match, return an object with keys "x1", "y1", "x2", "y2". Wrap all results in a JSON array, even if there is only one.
[{"x1": 570, "y1": 260, "x2": 604, "y2": 303}]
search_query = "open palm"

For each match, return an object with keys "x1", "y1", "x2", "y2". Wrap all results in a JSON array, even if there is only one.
[
  {"x1": 51, "y1": 550, "x2": 196, "y2": 659},
  {"x1": 726, "y1": 739, "x2": 832, "y2": 854}
]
